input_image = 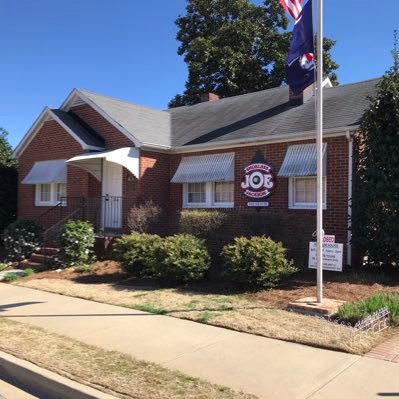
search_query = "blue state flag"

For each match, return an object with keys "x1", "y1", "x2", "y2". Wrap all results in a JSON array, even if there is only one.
[{"x1": 285, "y1": 0, "x2": 315, "y2": 96}]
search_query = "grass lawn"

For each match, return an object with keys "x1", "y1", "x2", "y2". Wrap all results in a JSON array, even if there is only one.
[
  {"x1": 0, "y1": 317, "x2": 256, "y2": 399},
  {"x1": 14, "y1": 261, "x2": 399, "y2": 355}
]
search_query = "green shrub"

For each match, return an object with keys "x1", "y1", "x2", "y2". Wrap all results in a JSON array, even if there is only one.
[
  {"x1": 127, "y1": 200, "x2": 161, "y2": 233},
  {"x1": 113, "y1": 232, "x2": 163, "y2": 277},
  {"x1": 336, "y1": 292, "x2": 399, "y2": 326},
  {"x1": 0, "y1": 263, "x2": 7, "y2": 272},
  {"x1": 2, "y1": 219, "x2": 44, "y2": 262},
  {"x1": 2, "y1": 273, "x2": 19, "y2": 282},
  {"x1": 22, "y1": 268, "x2": 34, "y2": 277},
  {"x1": 156, "y1": 234, "x2": 211, "y2": 284},
  {"x1": 74, "y1": 264, "x2": 92, "y2": 273},
  {"x1": 221, "y1": 236, "x2": 297, "y2": 289},
  {"x1": 57, "y1": 220, "x2": 95, "y2": 267},
  {"x1": 179, "y1": 210, "x2": 227, "y2": 237}
]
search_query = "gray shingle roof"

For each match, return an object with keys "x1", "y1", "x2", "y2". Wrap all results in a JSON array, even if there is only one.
[
  {"x1": 169, "y1": 78, "x2": 380, "y2": 146},
  {"x1": 73, "y1": 78, "x2": 380, "y2": 149},
  {"x1": 51, "y1": 109, "x2": 105, "y2": 149},
  {"x1": 77, "y1": 89, "x2": 171, "y2": 147}
]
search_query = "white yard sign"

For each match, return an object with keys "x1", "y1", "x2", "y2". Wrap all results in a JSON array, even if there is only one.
[{"x1": 308, "y1": 240, "x2": 343, "y2": 272}]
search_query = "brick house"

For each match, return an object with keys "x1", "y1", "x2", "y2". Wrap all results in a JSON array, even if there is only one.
[{"x1": 13, "y1": 78, "x2": 379, "y2": 266}]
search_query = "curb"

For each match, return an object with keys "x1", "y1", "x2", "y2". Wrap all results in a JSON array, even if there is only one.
[{"x1": 0, "y1": 351, "x2": 118, "y2": 399}]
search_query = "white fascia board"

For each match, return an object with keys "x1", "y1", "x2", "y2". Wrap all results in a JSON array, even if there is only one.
[
  {"x1": 61, "y1": 89, "x2": 141, "y2": 148},
  {"x1": 169, "y1": 127, "x2": 359, "y2": 154},
  {"x1": 12, "y1": 107, "x2": 104, "y2": 158}
]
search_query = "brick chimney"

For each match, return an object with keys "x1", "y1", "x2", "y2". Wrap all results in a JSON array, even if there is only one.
[
  {"x1": 289, "y1": 84, "x2": 314, "y2": 106},
  {"x1": 200, "y1": 92, "x2": 220, "y2": 102}
]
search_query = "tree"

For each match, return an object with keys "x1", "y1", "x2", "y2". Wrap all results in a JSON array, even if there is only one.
[
  {"x1": 169, "y1": 0, "x2": 339, "y2": 107},
  {"x1": 0, "y1": 128, "x2": 17, "y2": 235},
  {"x1": 353, "y1": 35, "x2": 399, "y2": 268}
]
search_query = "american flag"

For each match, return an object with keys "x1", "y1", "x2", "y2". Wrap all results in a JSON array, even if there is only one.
[
  {"x1": 280, "y1": 0, "x2": 302, "y2": 20},
  {"x1": 280, "y1": 0, "x2": 314, "y2": 64}
]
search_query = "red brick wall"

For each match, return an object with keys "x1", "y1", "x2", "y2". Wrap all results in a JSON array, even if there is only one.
[
  {"x1": 17, "y1": 120, "x2": 90, "y2": 224},
  {"x1": 169, "y1": 136, "x2": 350, "y2": 266}
]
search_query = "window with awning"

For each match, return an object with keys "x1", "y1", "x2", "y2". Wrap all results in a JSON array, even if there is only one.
[
  {"x1": 278, "y1": 143, "x2": 327, "y2": 177},
  {"x1": 172, "y1": 153, "x2": 235, "y2": 208},
  {"x1": 21, "y1": 160, "x2": 68, "y2": 207},
  {"x1": 278, "y1": 144, "x2": 327, "y2": 209},
  {"x1": 171, "y1": 152, "x2": 234, "y2": 183},
  {"x1": 22, "y1": 160, "x2": 67, "y2": 184}
]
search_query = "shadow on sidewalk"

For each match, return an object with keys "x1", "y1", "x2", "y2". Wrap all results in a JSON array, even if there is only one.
[{"x1": 0, "y1": 302, "x2": 44, "y2": 312}]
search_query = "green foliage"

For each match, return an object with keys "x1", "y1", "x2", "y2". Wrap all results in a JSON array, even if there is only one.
[
  {"x1": 178, "y1": 209, "x2": 227, "y2": 237},
  {"x1": 0, "y1": 128, "x2": 17, "y2": 234},
  {"x1": 2, "y1": 273, "x2": 19, "y2": 282},
  {"x1": 0, "y1": 263, "x2": 7, "y2": 272},
  {"x1": 169, "y1": 0, "x2": 339, "y2": 107},
  {"x1": 336, "y1": 292, "x2": 399, "y2": 326},
  {"x1": 2, "y1": 219, "x2": 44, "y2": 262},
  {"x1": 113, "y1": 232, "x2": 163, "y2": 277},
  {"x1": 75, "y1": 264, "x2": 92, "y2": 273},
  {"x1": 157, "y1": 234, "x2": 211, "y2": 284},
  {"x1": 222, "y1": 236, "x2": 297, "y2": 288},
  {"x1": 127, "y1": 200, "x2": 161, "y2": 233},
  {"x1": 57, "y1": 220, "x2": 95, "y2": 267},
  {"x1": 23, "y1": 268, "x2": 34, "y2": 277},
  {"x1": 353, "y1": 42, "x2": 399, "y2": 267},
  {"x1": 125, "y1": 303, "x2": 168, "y2": 315}
]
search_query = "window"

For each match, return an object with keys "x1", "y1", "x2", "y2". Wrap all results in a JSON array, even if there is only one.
[
  {"x1": 35, "y1": 183, "x2": 67, "y2": 206},
  {"x1": 184, "y1": 182, "x2": 234, "y2": 208},
  {"x1": 214, "y1": 182, "x2": 234, "y2": 204},
  {"x1": 289, "y1": 177, "x2": 326, "y2": 209},
  {"x1": 187, "y1": 183, "x2": 206, "y2": 204}
]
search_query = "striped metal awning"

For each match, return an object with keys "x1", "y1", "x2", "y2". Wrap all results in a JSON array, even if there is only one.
[
  {"x1": 278, "y1": 144, "x2": 327, "y2": 177},
  {"x1": 21, "y1": 160, "x2": 67, "y2": 184},
  {"x1": 171, "y1": 152, "x2": 235, "y2": 183}
]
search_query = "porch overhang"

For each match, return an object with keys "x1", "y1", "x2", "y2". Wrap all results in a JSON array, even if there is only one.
[{"x1": 67, "y1": 147, "x2": 139, "y2": 181}]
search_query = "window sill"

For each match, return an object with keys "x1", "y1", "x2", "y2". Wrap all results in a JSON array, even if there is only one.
[{"x1": 183, "y1": 203, "x2": 234, "y2": 209}]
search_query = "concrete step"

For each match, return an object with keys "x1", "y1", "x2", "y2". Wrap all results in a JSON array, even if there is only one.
[
  {"x1": 19, "y1": 260, "x2": 44, "y2": 270},
  {"x1": 38, "y1": 247, "x2": 59, "y2": 256},
  {"x1": 30, "y1": 253, "x2": 54, "y2": 264}
]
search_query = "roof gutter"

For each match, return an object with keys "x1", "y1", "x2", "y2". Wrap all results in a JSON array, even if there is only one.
[{"x1": 168, "y1": 126, "x2": 360, "y2": 154}]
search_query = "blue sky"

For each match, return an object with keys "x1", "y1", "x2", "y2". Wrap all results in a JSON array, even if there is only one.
[{"x1": 2, "y1": 0, "x2": 398, "y2": 148}]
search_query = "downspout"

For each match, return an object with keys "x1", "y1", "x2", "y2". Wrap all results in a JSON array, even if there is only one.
[{"x1": 346, "y1": 131, "x2": 353, "y2": 266}]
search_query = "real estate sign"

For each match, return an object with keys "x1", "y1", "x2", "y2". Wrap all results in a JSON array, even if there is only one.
[{"x1": 308, "y1": 237, "x2": 343, "y2": 272}]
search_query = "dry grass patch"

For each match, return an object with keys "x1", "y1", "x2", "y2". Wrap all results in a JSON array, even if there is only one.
[
  {"x1": 16, "y1": 278, "x2": 396, "y2": 354},
  {"x1": 0, "y1": 317, "x2": 256, "y2": 399}
]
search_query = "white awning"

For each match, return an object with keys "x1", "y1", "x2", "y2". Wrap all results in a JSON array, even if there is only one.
[
  {"x1": 21, "y1": 160, "x2": 67, "y2": 184},
  {"x1": 171, "y1": 152, "x2": 234, "y2": 183},
  {"x1": 67, "y1": 147, "x2": 139, "y2": 181},
  {"x1": 278, "y1": 144, "x2": 327, "y2": 177}
]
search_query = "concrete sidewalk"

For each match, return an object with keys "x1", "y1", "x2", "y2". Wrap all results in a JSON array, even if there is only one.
[{"x1": 0, "y1": 284, "x2": 398, "y2": 399}]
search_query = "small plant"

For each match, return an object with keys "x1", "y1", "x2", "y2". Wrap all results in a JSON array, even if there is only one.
[
  {"x1": 336, "y1": 292, "x2": 399, "y2": 326},
  {"x1": 0, "y1": 263, "x2": 8, "y2": 272},
  {"x1": 127, "y1": 200, "x2": 161, "y2": 233},
  {"x1": 2, "y1": 219, "x2": 44, "y2": 262},
  {"x1": 22, "y1": 268, "x2": 34, "y2": 277},
  {"x1": 179, "y1": 210, "x2": 227, "y2": 237},
  {"x1": 57, "y1": 220, "x2": 95, "y2": 267},
  {"x1": 2, "y1": 273, "x2": 19, "y2": 282},
  {"x1": 156, "y1": 234, "x2": 211, "y2": 284},
  {"x1": 222, "y1": 236, "x2": 297, "y2": 289},
  {"x1": 113, "y1": 232, "x2": 163, "y2": 277},
  {"x1": 124, "y1": 303, "x2": 167, "y2": 315},
  {"x1": 75, "y1": 264, "x2": 92, "y2": 273}
]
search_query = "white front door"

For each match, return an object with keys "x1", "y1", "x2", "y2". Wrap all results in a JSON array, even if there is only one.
[{"x1": 102, "y1": 161, "x2": 123, "y2": 229}]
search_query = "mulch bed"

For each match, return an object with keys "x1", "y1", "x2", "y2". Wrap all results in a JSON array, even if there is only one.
[{"x1": 20, "y1": 260, "x2": 399, "y2": 309}]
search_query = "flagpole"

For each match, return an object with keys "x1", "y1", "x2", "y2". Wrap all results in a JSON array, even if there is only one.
[{"x1": 316, "y1": 0, "x2": 324, "y2": 303}]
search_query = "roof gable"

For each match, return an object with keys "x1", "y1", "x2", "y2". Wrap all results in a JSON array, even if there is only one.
[{"x1": 13, "y1": 107, "x2": 105, "y2": 158}]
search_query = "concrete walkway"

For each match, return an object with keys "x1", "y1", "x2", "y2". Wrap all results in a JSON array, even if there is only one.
[{"x1": 0, "y1": 284, "x2": 398, "y2": 399}]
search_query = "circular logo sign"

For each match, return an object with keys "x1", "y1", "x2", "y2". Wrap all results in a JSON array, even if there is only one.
[{"x1": 241, "y1": 162, "x2": 275, "y2": 199}]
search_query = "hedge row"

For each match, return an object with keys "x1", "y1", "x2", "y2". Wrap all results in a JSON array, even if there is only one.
[{"x1": 113, "y1": 232, "x2": 296, "y2": 288}]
